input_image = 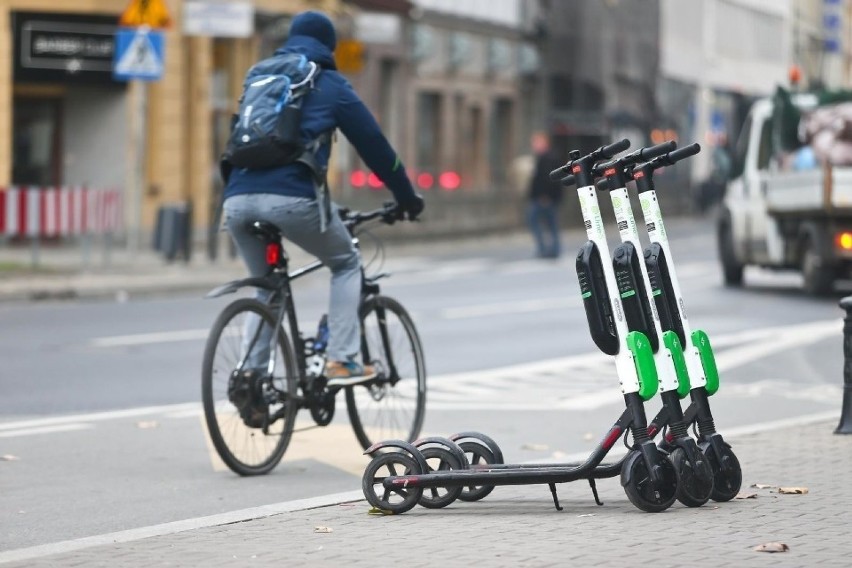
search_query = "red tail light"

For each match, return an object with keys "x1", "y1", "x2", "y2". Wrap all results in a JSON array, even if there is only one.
[
  {"x1": 367, "y1": 173, "x2": 383, "y2": 189},
  {"x1": 266, "y1": 243, "x2": 281, "y2": 266},
  {"x1": 417, "y1": 172, "x2": 434, "y2": 189},
  {"x1": 439, "y1": 171, "x2": 461, "y2": 191},
  {"x1": 350, "y1": 170, "x2": 367, "y2": 188}
]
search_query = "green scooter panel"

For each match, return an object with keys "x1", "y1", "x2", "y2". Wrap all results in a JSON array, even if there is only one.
[
  {"x1": 626, "y1": 331, "x2": 657, "y2": 401},
  {"x1": 691, "y1": 330, "x2": 720, "y2": 395},
  {"x1": 662, "y1": 331, "x2": 690, "y2": 399}
]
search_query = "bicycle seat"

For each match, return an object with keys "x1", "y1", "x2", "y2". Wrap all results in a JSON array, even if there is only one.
[{"x1": 249, "y1": 221, "x2": 282, "y2": 243}]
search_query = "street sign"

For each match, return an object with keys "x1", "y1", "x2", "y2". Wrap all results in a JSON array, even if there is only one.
[
  {"x1": 113, "y1": 27, "x2": 164, "y2": 81},
  {"x1": 183, "y1": 1, "x2": 254, "y2": 38},
  {"x1": 335, "y1": 39, "x2": 364, "y2": 74},
  {"x1": 120, "y1": 0, "x2": 171, "y2": 29}
]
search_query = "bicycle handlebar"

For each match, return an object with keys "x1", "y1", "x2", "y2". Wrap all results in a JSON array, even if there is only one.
[{"x1": 340, "y1": 202, "x2": 400, "y2": 228}]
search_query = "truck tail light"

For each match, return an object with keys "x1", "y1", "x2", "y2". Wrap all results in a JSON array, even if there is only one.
[{"x1": 837, "y1": 232, "x2": 852, "y2": 251}]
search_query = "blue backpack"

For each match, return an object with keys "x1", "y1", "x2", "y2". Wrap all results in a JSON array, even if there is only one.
[{"x1": 224, "y1": 52, "x2": 326, "y2": 171}]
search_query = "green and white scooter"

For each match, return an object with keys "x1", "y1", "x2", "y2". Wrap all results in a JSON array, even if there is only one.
[
  {"x1": 602, "y1": 143, "x2": 743, "y2": 502},
  {"x1": 553, "y1": 139, "x2": 681, "y2": 512},
  {"x1": 593, "y1": 142, "x2": 715, "y2": 507}
]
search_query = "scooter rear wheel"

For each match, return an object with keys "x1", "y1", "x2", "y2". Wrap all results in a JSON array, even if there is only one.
[
  {"x1": 622, "y1": 450, "x2": 678, "y2": 513},
  {"x1": 457, "y1": 441, "x2": 497, "y2": 502},
  {"x1": 362, "y1": 451, "x2": 424, "y2": 514},
  {"x1": 702, "y1": 443, "x2": 742, "y2": 502},
  {"x1": 418, "y1": 447, "x2": 464, "y2": 509},
  {"x1": 670, "y1": 447, "x2": 713, "y2": 507}
]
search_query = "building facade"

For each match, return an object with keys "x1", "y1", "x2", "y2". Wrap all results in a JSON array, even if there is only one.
[{"x1": 2, "y1": 0, "x2": 340, "y2": 245}]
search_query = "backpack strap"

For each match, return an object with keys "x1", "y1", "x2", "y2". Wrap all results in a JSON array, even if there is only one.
[{"x1": 296, "y1": 130, "x2": 334, "y2": 231}]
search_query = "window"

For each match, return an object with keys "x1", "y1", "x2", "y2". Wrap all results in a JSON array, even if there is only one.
[
  {"x1": 12, "y1": 97, "x2": 61, "y2": 186},
  {"x1": 757, "y1": 119, "x2": 773, "y2": 171},
  {"x1": 416, "y1": 92, "x2": 442, "y2": 173},
  {"x1": 730, "y1": 114, "x2": 752, "y2": 180}
]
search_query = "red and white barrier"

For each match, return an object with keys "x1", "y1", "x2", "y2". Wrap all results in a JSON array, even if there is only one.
[{"x1": 0, "y1": 187, "x2": 123, "y2": 237}]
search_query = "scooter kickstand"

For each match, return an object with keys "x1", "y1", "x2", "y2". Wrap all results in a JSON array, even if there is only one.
[
  {"x1": 588, "y1": 478, "x2": 604, "y2": 506},
  {"x1": 548, "y1": 483, "x2": 564, "y2": 511}
]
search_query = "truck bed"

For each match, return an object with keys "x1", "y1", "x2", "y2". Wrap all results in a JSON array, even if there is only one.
[{"x1": 766, "y1": 166, "x2": 852, "y2": 215}]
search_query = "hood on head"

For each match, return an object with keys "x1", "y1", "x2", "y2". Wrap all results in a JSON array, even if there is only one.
[
  {"x1": 276, "y1": 11, "x2": 338, "y2": 69},
  {"x1": 289, "y1": 11, "x2": 336, "y2": 51}
]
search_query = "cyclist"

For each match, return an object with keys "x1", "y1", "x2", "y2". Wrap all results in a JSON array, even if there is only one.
[{"x1": 222, "y1": 11, "x2": 424, "y2": 387}]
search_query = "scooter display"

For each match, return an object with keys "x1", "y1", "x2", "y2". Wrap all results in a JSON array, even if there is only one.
[
  {"x1": 599, "y1": 144, "x2": 743, "y2": 501},
  {"x1": 360, "y1": 140, "x2": 681, "y2": 515}
]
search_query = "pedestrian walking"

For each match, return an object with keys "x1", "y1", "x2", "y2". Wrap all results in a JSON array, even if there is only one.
[{"x1": 526, "y1": 131, "x2": 563, "y2": 259}]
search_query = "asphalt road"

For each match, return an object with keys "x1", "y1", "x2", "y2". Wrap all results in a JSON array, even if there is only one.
[{"x1": 0, "y1": 216, "x2": 846, "y2": 551}]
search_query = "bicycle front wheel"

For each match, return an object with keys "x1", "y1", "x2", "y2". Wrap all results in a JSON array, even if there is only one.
[
  {"x1": 201, "y1": 298, "x2": 298, "y2": 476},
  {"x1": 347, "y1": 295, "x2": 427, "y2": 449}
]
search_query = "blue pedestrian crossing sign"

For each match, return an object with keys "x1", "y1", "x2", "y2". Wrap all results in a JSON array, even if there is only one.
[{"x1": 113, "y1": 27, "x2": 165, "y2": 81}]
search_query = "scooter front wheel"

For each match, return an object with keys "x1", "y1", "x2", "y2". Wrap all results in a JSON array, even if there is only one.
[
  {"x1": 670, "y1": 447, "x2": 713, "y2": 507},
  {"x1": 621, "y1": 450, "x2": 678, "y2": 513},
  {"x1": 362, "y1": 451, "x2": 424, "y2": 515},
  {"x1": 701, "y1": 442, "x2": 742, "y2": 502}
]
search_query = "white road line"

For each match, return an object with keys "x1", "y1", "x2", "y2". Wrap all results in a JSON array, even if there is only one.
[
  {"x1": 440, "y1": 297, "x2": 578, "y2": 319},
  {"x1": 91, "y1": 329, "x2": 210, "y2": 347},
  {"x1": 0, "y1": 423, "x2": 93, "y2": 438},
  {"x1": 0, "y1": 403, "x2": 200, "y2": 431},
  {"x1": 0, "y1": 409, "x2": 837, "y2": 566}
]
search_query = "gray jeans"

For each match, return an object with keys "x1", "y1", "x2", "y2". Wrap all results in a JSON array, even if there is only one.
[{"x1": 223, "y1": 193, "x2": 362, "y2": 364}]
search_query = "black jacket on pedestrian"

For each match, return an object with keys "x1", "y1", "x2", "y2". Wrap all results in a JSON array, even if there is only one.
[{"x1": 528, "y1": 151, "x2": 563, "y2": 205}]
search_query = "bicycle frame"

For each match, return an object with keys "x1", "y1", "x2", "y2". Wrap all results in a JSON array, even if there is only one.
[{"x1": 206, "y1": 219, "x2": 393, "y2": 393}]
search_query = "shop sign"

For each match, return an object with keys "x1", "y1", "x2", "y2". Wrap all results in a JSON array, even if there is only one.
[{"x1": 13, "y1": 12, "x2": 119, "y2": 83}]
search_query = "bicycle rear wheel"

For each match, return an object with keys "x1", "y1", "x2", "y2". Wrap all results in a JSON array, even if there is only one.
[
  {"x1": 347, "y1": 295, "x2": 426, "y2": 449},
  {"x1": 202, "y1": 298, "x2": 298, "y2": 475}
]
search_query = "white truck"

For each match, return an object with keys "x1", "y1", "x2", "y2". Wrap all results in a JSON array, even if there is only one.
[{"x1": 717, "y1": 90, "x2": 852, "y2": 295}]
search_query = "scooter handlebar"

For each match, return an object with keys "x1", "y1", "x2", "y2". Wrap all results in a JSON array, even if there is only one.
[
  {"x1": 635, "y1": 140, "x2": 678, "y2": 162},
  {"x1": 595, "y1": 140, "x2": 678, "y2": 174},
  {"x1": 550, "y1": 139, "x2": 630, "y2": 181},
  {"x1": 599, "y1": 138, "x2": 630, "y2": 159},
  {"x1": 665, "y1": 142, "x2": 701, "y2": 164},
  {"x1": 549, "y1": 163, "x2": 572, "y2": 181}
]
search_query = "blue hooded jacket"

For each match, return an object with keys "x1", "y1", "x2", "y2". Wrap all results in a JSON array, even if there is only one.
[{"x1": 224, "y1": 11, "x2": 417, "y2": 206}]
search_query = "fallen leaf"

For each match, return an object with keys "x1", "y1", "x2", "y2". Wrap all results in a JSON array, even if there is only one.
[
  {"x1": 1, "y1": 455, "x2": 20, "y2": 461},
  {"x1": 368, "y1": 507, "x2": 391, "y2": 515},
  {"x1": 577, "y1": 513, "x2": 595, "y2": 518},
  {"x1": 521, "y1": 443, "x2": 549, "y2": 451},
  {"x1": 778, "y1": 487, "x2": 808, "y2": 495},
  {"x1": 583, "y1": 432, "x2": 595, "y2": 442},
  {"x1": 750, "y1": 483, "x2": 774, "y2": 489},
  {"x1": 735, "y1": 492, "x2": 758, "y2": 499},
  {"x1": 754, "y1": 542, "x2": 789, "y2": 553},
  {"x1": 136, "y1": 421, "x2": 159, "y2": 429},
  {"x1": 313, "y1": 526, "x2": 333, "y2": 533}
]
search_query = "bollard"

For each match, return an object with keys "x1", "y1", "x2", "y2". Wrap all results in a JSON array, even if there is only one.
[{"x1": 837, "y1": 296, "x2": 852, "y2": 434}]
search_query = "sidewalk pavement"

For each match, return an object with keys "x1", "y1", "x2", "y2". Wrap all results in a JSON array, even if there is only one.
[{"x1": 2, "y1": 418, "x2": 850, "y2": 567}]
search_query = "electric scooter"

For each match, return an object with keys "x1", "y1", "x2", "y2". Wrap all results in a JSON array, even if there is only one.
[
  {"x1": 360, "y1": 140, "x2": 680, "y2": 515},
  {"x1": 561, "y1": 143, "x2": 715, "y2": 507},
  {"x1": 599, "y1": 144, "x2": 743, "y2": 501}
]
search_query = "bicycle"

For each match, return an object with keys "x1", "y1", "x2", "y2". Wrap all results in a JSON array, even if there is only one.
[{"x1": 201, "y1": 202, "x2": 426, "y2": 476}]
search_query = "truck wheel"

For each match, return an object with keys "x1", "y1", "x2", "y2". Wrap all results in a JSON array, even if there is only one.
[
  {"x1": 801, "y1": 239, "x2": 834, "y2": 296},
  {"x1": 718, "y1": 222, "x2": 744, "y2": 286}
]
